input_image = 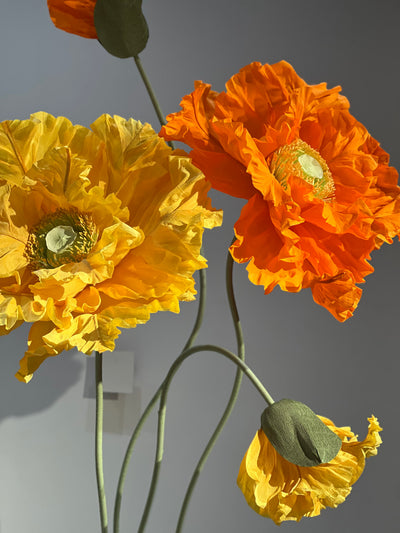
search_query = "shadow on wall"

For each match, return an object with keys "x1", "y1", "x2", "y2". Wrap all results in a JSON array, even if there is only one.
[{"x1": 0, "y1": 323, "x2": 83, "y2": 423}]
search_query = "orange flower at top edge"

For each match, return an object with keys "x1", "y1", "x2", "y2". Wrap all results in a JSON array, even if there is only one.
[
  {"x1": 47, "y1": 0, "x2": 97, "y2": 39},
  {"x1": 161, "y1": 61, "x2": 400, "y2": 321}
]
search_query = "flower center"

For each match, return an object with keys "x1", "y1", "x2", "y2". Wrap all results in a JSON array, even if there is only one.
[
  {"x1": 269, "y1": 139, "x2": 335, "y2": 200},
  {"x1": 25, "y1": 209, "x2": 98, "y2": 269},
  {"x1": 45, "y1": 225, "x2": 77, "y2": 253}
]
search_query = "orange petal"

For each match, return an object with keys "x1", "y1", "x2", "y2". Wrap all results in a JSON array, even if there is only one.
[
  {"x1": 311, "y1": 272, "x2": 362, "y2": 321},
  {"x1": 47, "y1": 0, "x2": 97, "y2": 39}
]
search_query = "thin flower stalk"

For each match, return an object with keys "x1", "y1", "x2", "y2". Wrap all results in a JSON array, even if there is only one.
[
  {"x1": 133, "y1": 55, "x2": 166, "y2": 128},
  {"x1": 113, "y1": 55, "x2": 204, "y2": 532},
  {"x1": 95, "y1": 351, "x2": 108, "y2": 533},
  {"x1": 113, "y1": 269, "x2": 207, "y2": 533},
  {"x1": 138, "y1": 344, "x2": 274, "y2": 532},
  {"x1": 176, "y1": 244, "x2": 245, "y2": 532},
  {"x1": 133, "y1": 55, "x2": 174, "y2": 149}
]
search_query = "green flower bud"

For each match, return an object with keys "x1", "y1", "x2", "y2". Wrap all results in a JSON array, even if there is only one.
[
  {"x1": 260, "y1": 399, "x2": 342, "y2": 467},
  {"x1": 94, "y1": 0, "x2": 149, "y2": 58}
]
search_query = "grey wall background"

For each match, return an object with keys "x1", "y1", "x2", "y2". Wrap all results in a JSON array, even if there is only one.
[{"x1": 0, "y1": 1, "x2": 399, "y2": 532}]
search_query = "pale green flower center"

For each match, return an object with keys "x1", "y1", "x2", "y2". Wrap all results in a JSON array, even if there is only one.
[
  {"x1": 269, "y1": 139, "x2": 335, "y2": 200},
  {"x1": 298, "y1": 153, "x2": 324, "y2": 180},
  {"x1": 25, "y1": 209, "x2": 98, "y2": 269},
  {"x1": 45, "y1": 225, "x2": 77, "y2": 254}
]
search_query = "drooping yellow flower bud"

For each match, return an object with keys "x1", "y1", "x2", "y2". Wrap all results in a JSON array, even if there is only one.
[{"x1": 238, "y1": 410, "x2": 382, "y2": 524}]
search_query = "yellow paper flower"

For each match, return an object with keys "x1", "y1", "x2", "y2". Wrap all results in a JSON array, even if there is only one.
[
  {"x1": 237, "y1": 415, "x2": 382, "y2": 524},
  {"x1": 0, "y1": 112, "x2": 222, "y2": 382}
]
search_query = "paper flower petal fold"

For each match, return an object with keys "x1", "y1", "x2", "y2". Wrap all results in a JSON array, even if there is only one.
[
  {"x1": 0, "y1": 112, "x2": 221, "y2": 381},
  {"x1": 237, "y1": 415, "x2": 382, "y2": 524},
  {"x1": 161, "y1": 61, "x2": 400, "y2": 320}
]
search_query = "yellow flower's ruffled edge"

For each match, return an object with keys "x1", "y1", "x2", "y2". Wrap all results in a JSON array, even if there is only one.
[
  {"x1": 13, "y1": 218, "x2": 146, "y2": 383},
  {"x1": 88, "y1": 115, "x2": 223, "y2": 313},
  {"x1": 1, "y1": 153, "x2": 145, "y2": 334},
  {"x1": 16, "y1": 314, "x2": 121, "y2": 383},
  {"x1": 0, "y1": 293, "x2": 47, "y2": 332},
  {"x1": 0, "y1": 112, "x2": 107, "y2": 321},
  {"x1": 237, "y1": 416, "x2": 382, "y2": 525},
  {"x1": 4, "y1": 113, "x2": 222, "y2": 382},
  {"x1": 0, "y1": 112, "x2": 98, "y2": 187}
]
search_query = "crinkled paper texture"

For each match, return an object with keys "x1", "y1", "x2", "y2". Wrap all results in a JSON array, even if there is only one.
[
  {"x1": 161, "y1": 61, "x2": 400, "y2": 320},
  {"x1": 237, "y1": 415, "x2": 382, "y2": 524},
  {"x1": 0, "y1": 112, "x2": 222, "y2": 381}
]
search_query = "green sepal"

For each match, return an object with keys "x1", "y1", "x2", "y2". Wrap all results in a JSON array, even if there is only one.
[
  {"x1": 94, "y1": 0, "x2": 149, "y2": 58},
  {"x1": 261, "y1": 399, "x2": 342, "y2": 467}
]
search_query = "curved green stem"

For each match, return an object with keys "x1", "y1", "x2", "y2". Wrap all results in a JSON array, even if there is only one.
[
  {"x1": 133, "y1": 55, "x2": 166, "y2": 127},
  {"x1": 113, "y1": 269, "x2": 207, "y2": 533},
  {"x1": 133, "y1": 55, "x2": 175, "y2": 148},
  {"x1": 95, "y1": 351, "x2": 108, "y2": 533},
  {"x1": 182, "y1": 268, "x2": 207, "y2": 352},
  {"x1": 176, "y1": 346, "x2": 274, "y2": 406},
  {"x1": 138, "y1": 344, "x2": 274, "y2": 533},
  {"x1": 176, "y1": 244, "x2": 244, "y2": 532}
]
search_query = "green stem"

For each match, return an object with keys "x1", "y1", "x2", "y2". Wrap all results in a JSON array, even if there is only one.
[
  {"x1": 95, "y1": 351, "x2": 108, "y2": 533},
  {"x1": 133, "y1": 55, "x2": 166, "y2": 127},
  {"x1": 182, "y1": 268, "x2": 207, "y2": 352},
  {"x1": 113, "y1": 269, "x2": 207, "y2": 533},
  {"x1": 176, "y1": 244, "x2": 244, "y2": 532},
  {"x1": 133, "y1": 55, "x2": 175, "y2": 148},
  {"x1": 176, "y1": 345, "x2": 274, "y2": 406},
  {"x1": 138, "y1": 345, "x2": 274, "y2": 533}
]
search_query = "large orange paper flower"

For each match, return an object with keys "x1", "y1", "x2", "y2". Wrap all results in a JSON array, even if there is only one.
[
  {"x1": 237, "y1": 415, "x2": 382, "y2": 524},
  {"x1": 0, "y1": 112, "x2": 221, "y2": 382},
  {"x1": 47, "y1": 0, "x2": 97, "y2": 38},
  {"x1": 161, "y1": 61, "x2": 400, "y2": 320}
]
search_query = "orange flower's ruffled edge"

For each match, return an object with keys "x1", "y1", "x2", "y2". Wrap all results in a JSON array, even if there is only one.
[
  {"x1": 237, "y1": 416, "x2": 382, "y2": 525},
  {"x1": 47, "y1": 0, "x2": 97, "y2": 39},
  {"x1": 162, "y1": 82, "x2": 256, "y2": 200},
  {"x1": 0, "y1": 113, "x2": 222, "y2": 382},
  {"x1": 229, "y1": 192, "x2": 369, "y2": 321},
  {"x1": 161, "y1": 61, "x2": 349, "y2": 201},
  {"x1": 161, "y1": 61, "x2": 400, "y2": 320}
]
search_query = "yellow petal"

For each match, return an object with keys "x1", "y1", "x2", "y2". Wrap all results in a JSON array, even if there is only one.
[
  {"x1": 15, "y1": 321, "x2": 59, "y2": 383},
  {"x1": 0, "y1": 235, "x2": 28, "y2": 277},
  {"x1": 15, "y1": 314, "x2": 121, "y2": 383},
  {"x1": 237, "y1": 416, "x2": 382, "y2": 524},
  {"x1": 0, "y1": 112, "x2": 221, "y2": 381}
]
